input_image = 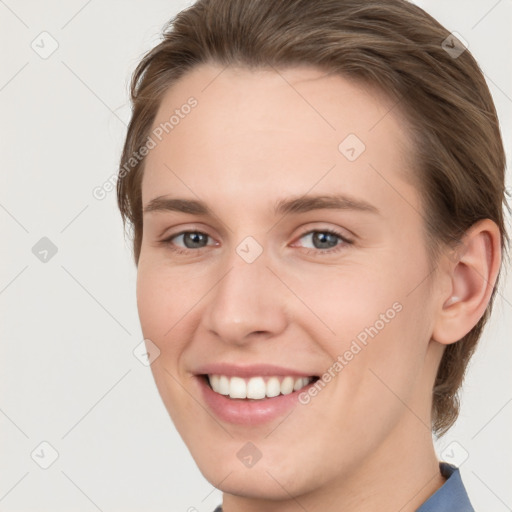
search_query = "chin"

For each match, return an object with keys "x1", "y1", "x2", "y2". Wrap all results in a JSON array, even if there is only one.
[
  {"x1": 202, "y1": 464, "x2": 313, "y2": 501},
  {"x1": 189, "y1": 440, "x2": 332, "y2": 502}
]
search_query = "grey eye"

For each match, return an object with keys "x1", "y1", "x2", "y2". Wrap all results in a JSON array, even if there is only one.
[
  {"x1": 299, "y1": 231, "x2": 342, "y2": 249},
  {"x1": 176, "y1": 232, "x2": 210, "y2": 248}
]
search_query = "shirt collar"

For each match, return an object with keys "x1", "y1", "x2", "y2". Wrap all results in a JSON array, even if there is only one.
[{"x1": 417, "y1": 462, "x2": 474, "y2": 512}]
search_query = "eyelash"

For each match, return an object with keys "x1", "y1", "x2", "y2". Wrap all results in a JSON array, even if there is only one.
[{"x1": 159, "y1": 228, "x2": 353, "y2": 256}]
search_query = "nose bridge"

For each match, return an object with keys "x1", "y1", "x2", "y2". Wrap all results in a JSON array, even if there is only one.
[{"x1": 202, "y1": 240, "x2": 287, "y2": 344}]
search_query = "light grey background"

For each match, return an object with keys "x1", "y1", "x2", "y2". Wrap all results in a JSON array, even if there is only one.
[{"x1": 1, "y1": 1, "x2": 510, "y2": 510}]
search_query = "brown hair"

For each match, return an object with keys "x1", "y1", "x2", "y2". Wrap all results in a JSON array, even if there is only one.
[{"x1": 117, "y1": 0, "x2": 509, "y2": 435}]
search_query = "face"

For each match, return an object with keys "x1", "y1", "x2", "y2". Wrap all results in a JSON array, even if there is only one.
[{"x1": 137, "y1": 64, "x2": 444, "y2": 500}]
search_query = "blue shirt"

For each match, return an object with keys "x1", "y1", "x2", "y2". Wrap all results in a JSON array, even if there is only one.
[
  {"x1": 418, "y1": 462, "x2": 474, "y2": 511},
  {"x1": 213, "y1": 463, "x2": 474, "y2": 511}
]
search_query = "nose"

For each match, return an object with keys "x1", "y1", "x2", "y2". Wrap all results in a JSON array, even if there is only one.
[{"x1": 201, "y1": 247, "x2": 289, "y2": 346}]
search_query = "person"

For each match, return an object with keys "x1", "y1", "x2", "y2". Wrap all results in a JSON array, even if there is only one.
[{"x1": 116, "y1": 0, "x2": 508, "y2": 510}]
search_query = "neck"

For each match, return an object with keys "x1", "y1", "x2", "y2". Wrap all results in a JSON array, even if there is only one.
[{"x1": 221, "y1": 419, "x2": 445, "y2": 512}]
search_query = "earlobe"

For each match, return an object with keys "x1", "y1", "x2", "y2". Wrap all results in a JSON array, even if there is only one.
[{"x1": 432, "y1": 219, "x2": 501, "y2": 345}]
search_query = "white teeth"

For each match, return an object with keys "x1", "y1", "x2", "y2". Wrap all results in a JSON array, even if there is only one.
[
  {"x1": 281, "y1": 376, "x2": 294, "y2": 395},
  {"x1": 229, "y1": 377, "x2": 247, "y2": 398},
  {"x1": 218, "y1": 375, "x2": 230, "y2": 395},
  {"x1": 294, "y1": 377, "x2": 305, "y2": 391},
  {"x1": 209, "y1": 374, "x2": 220, "y2": 391},
  {"x1": 246, "y1": 377, "x2": 266, "y2": 399},
  {"x1": 208, "y1": 374, "x2": 313, "y2": 399},
  {"x1": 266, "y1": 377, "x2": 281, "y2": 398}
]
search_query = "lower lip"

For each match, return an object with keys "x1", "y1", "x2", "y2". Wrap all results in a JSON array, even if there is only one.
[{"x1": 197, "y1": 376, "x2": 314, "y2": 425}]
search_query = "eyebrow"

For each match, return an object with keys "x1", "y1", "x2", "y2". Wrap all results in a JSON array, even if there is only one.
[{"x1": 143, "y1": 193, "x2": 380, "y2": 217}]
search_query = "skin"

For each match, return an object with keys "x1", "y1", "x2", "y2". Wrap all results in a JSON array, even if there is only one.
[{"x1": 136, "y1": 63, "x2": 501, "y2": 512}]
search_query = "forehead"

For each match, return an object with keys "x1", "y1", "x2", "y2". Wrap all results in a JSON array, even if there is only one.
[{"x1": 142, "y1": 63, "x2": 416, "y2": 214}]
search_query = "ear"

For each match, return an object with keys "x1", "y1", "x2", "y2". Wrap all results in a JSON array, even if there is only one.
[{"x1": 431, "y1": 219, "x2": 502, "y2": 345}]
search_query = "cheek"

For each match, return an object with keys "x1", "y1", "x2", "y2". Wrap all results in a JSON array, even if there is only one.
[
  {"x1": 136, "y1": 267, "x2": 165, "y2": 340},
  {"x1": 136, "y1": 262, "x2": 193, "y2": 362},
  {"x1": 291, "y1": 261, "x2": 406, "y2": 344},
  {"x1": 295, "y1": 253, "x2": 432, "y2": 398},
  {"x1": 135, "y1": 263, "x2": 201, "y2": 421}
]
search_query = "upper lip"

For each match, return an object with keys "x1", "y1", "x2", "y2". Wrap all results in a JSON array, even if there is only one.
[{"x1": 194, "y1": 363, "x2": 317, "y2": 378}]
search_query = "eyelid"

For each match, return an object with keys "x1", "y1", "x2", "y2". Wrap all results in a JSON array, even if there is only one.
[
  {"x1": 159, "y1": 224, "x2": 354, "y2": 258},
  {"x1": 157, "y1": 221, "x2": 218, "y2": 239},
  {"x1": 290, "y1": 227, "x2": 354, "y2": 254},
  {"x1": 161, "y1": 229, "x2": 218, "y2": 248},
  {"x1": 292, "y1": 224, "x2": 355, "y2": 244}
]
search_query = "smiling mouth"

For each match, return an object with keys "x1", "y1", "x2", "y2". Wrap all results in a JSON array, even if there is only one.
[{"x1": 202, "y1": 374, "x2": 319, "y2": 400}]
